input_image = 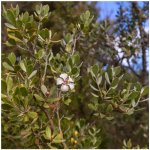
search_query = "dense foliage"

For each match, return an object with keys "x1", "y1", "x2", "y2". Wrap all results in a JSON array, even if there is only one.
[{"x1": 2, "y1": 2, "x2": 149, "y2": 149}]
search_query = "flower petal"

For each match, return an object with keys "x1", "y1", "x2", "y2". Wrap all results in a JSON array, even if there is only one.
[
  {"x1": 68, "y1": 76, "x2": 74, "y2": 83},
  {"x1": 56, "y1": 78, "x2": 64, "y2": 85},
  {"x1": 68, "y1": 83, "x2": 74, "y2": 90},
  {"x1": 61, "y1": 84, "x2": 69, "y2": 92},
  {"x1": 60, "y1": 73, "x2": 68, "y2": 80}
]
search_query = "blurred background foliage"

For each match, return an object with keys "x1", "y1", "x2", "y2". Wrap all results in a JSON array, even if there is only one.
[{"x1": 1, "y1": 1, "x2": 149, "y2": 149}]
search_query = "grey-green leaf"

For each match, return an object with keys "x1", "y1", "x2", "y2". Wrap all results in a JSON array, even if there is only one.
[
  {"x1": 91, "y1": 92, "x2": 99, "y2": 98},
  {"x1": 105, "y1": 72, "x2": 110, "y2": 84},
  {"x1": 6, "y1": 76, "x2": 13, "y2": 93},
  {"x1": 5, "y1": 23, "x2": 17, "y2": 29},
  {"x1": 97, "y1": 76, "x2": 102, "y2": 85},
  {"x1": 128, "y1": 91, "x2": 139, "y2": 100},
  {"x1": 20, "y1": 60, "x2": 26, "y2": 72},
  {"x1": 3, "y1": 62, "x2": 14, "y2": 71},
  {"x1": 45, "y1": 126, "x2": 51, "y2": 139},
  {"x1": 90, "y1": 84, "x2": 99, "y2": 92},
  {"x1": 141, "y1": 86, "x2": 149, "y2": 97},
  {"x1": 34, "y1": 94, "x2": 44, "y2": 101},
  {"x1": 8, "y1": 52, "x2": 16, "y2": 65},
  {"x1": 41, "y1": 85, "x2": 47, "y2": 95},
  {"x1": 92, "y1": 64, "x2": 99, "y2": 76},
  {"x1": 28, "y1": 111, "x2": 38, "y2": 119},
  {"x1": 28, "y1": 70, "x2": 37, "y2": 79}
]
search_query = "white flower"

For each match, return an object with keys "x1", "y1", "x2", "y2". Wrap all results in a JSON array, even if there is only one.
[{"x1": 56, "y1": 73, "x2": 74, "y2": 92}]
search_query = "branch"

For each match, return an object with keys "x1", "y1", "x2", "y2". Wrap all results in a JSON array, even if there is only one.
[
  {"x1": 41, "y1": 106, "x2": 55, "y2": 133},
  {"x1": 126, "y1": 59, "x2": 140, "y2": 78},
  {"x1": 72, "y1": 34, "x2": 80, "y2": 56}
]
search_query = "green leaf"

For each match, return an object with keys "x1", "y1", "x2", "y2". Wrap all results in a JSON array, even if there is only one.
[
  {"x1": 71, "y1": 67, "x2": 79, "y2": 77},
  {"x1": 128, "y1": 91, "x2": 139, "y2": 100},
  {"x1": 5, "y1": 23, "x2": 17, "y2": 29},
  {"x1": 43, "y1": 103, "x2": 49, "y2": 108},
  {"x1": 34, "y1": 94, "x2": 44, "y2": 101},
  {"x1": 106, "y1": 116, "x2": 114, "y2": 120},
  {"x1": 43, "y1": 5, "x2": 49, "y2": 15},
  {"x1": 2, "y1": 94, "x2": 7, "y2": 99},
  {"x1": 111, "y1": 78, "x2": 119, "y2": 87},
  {"x1": 64, "y1": 33, "x2": 73, "y2": 43},
  {"x1": 15, "y1": 5, "x2": 20, "y2": 16},
  {"x1": 135, "y1": 82, "x2": 142, "y2": 91},
  {"x1": 141, "y1": 86, "x2": 149, "y2": 97},
  {"x1": 52, "y1": 134, "x2": 64, "y2": 144},
  {"x1": 28, "y1": 70, "x2": 37, "y2": 79},
  {"x1": 22, "y1": 12, "x2": 29, "y2": 23},
  {"x1": 65, "y1": 44, "x2": 71, "y2": 52},
  {"x1": 106, "y1": 104, "x2": 113, "y2": 112},
  {"x1": 14, "y1": 86, "x2": 20, "y2": 95},
  {"x1": 5, "y1": 39, "x2": 16, "y2": 47},
  {"x1": 72, "y1": 53, "x2": 80, "y2": 65},
  {"x1": 97, "y1": 76, "x2": 102, "y2": 85},
  {"x1": 64, "y1": 99, "x2": 71, "y2": 106},
  {"x1": 105, "y1": 72, "x2": 110, "y2": 84},
  {"x1": 85, "y1": 10, "x2": 90, "y2": 19},
  {"x1": 88, "y1": 103, "x2": 97, "y2": 111},
  {"x1": 114, "y1": 66, "x2": 121, "y2": 76},
  {"x1": 91, "y1": 92, "x2": 99, "y2": 98},
  {"x1": 39, "y1": 28, "x2": 49, "y2": 40},
  {"x1": 90, "y1": 84, "x2": 99, "y2": 92},
  {"x1": 6, "y1": 10, "x2": 16, "y2": 25},
  {"x1": 131, "y1": 99, "x2": 136, "y2": 107},
  {"x1": 47, "y1": 97, "x2": 60, "y2": 103},
  {"x1": 6, "y1": 76, "x2": 13, "y2": 93},
  {"x1": 23, "y1": 115, "x2": 29, "y2": 122},
  {"x1": 45, "y1": 126, "x2": 51, "y2": 139},
  {"x1": 8, "y1": 52, "x2": 16, "y2": 65},
  {"x1": 99, "y1": 113, "x2": 105, "y2": 118},
  {"x1": 127, "y1": 139, "x2": 132, "y2": 148},
  {"x1": 8, "y1": 34, "x2": 22, "y2": 43},
  {"x1": 3, "y1": 62, "x2": 14, "y2": 71},
  {"x1": 92, "y1": 64, "x2": 99, "y2": 76},
  {"x1": 19, "y1": 60, "x2": 26, "y2": 72},
  {"x1": 20, "y1": 87, "x2": 28, "y2": 96},
  {"x1": 126, "y1": 108, "x2": 134, "y2": 115},
  {"x1": 37, "y1": 49, "x2": 45, "y2": 59},
  {"x1": 41, "y1": 85, "x2": 47, "y2": 95},
  {"x1": 28, "y1": 111, "x2": 38, "y2": 119},
  {"x1": 2, "y1": 80, "x2": 7, "y2": 93}
]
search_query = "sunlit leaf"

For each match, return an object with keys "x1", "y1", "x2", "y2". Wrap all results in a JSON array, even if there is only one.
[{"x1": 3, "y1": 62, "x2": 14, "y2": 71}]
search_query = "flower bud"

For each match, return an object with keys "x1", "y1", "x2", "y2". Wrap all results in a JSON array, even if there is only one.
[
  {"x1": 74, "y1": 131, "x2": 79, "y2": 137},
  {"x1": 74, "y1": 140, "x2": 77, "y2": 144},
  {"x1": 45, "y1": 91, "x2": 50, "y2": 97},
  {"x1": 71, "y1": 137, "x2": 75, "y2": 143}
]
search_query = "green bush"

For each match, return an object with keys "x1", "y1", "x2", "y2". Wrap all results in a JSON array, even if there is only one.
[{"x1": 2, "y1": 3, "x2": 148, "y2": 149}]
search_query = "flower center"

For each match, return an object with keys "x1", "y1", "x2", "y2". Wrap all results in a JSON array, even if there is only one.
[{"x1": 64, "y1": 79, "x2": 69, "y2": 85}]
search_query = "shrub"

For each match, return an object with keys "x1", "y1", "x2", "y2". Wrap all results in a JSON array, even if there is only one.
[{"x1": 2, "y1": 4, "x2": 148, "y2": 149}]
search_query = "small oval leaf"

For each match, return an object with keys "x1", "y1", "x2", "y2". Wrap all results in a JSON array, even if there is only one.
[
  {"x1": 3, "y1": 62, "x2": 14, "y2": 71},
  {"x1": 20, "y1": 60, "x2": 26, "y2": 72},
  {"x1": 28, "y1": 70, "x2": 37, "y2": 79}
]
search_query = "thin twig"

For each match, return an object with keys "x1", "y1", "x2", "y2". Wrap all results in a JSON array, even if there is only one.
[
  {"x1": 56, "y1": 106, "x2": 67, "y2": 149},
  {"x1": 72, "y1": 36, "x2": 77, "y2": 55},
  {"x1": 56, "y1": 90, "x2": 67, "y2": 148},
  {"x1": 71, "y1": 34, "x2": 81, "y2": 56},
  {"x1": 42, "y1": 49, "x2": 51, "y2": 84},
  {"x1": 17, "y1": 45, "x2": 36, "y2": 59},
  {"x1": 41, "y1": 107, "x2": 55, "y2": 133},
  {"x1": 139, "y1": 98, "x2": 149, "y2": 103}
]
